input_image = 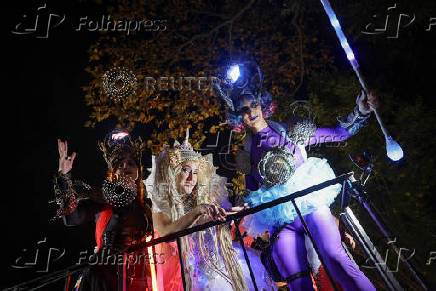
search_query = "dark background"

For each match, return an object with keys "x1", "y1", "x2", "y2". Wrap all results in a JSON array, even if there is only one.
[
  {"x1": 3, "y1": 0, "x2": 436, "y2": 289},
  {"x1": 4, "y1": 1, "x2": 111, "y2": 288}
]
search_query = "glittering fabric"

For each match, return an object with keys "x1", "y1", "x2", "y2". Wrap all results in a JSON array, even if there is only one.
[
  {"x1": 52, "y1": 172, "x2": 79, "y2": 220},
  {"x1": 244, "y1": 121, "x2": 351, "y2": 191},
  {"x1": 102, "y1": 178, "x2": 137, "y2": 208},
  {"x1": 287, "y1": 118, "x2": 317, "y2": 145},
  {"x1": 337, "y1": 106, "x2": 371, "y2": 135}
]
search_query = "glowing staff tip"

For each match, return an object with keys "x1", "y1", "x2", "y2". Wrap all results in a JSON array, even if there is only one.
[{"x1": 386, "y1": 136, "x2": 404, "y2": 161}]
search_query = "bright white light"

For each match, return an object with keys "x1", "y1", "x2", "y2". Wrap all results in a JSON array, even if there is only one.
[
  {"x1": 346, "y1": 51, "x2": 355, "y2": 61},
  {"x1": 386, "y1": 136, "x2": 404, "y2": 161},
  {"x1": 331, "y1": 18, "x2": 340, "y2": 28},
  {"x1": 227, "y1": 65, "x2": 240, "y2": 83},
  {"x1": 341, "y1": 40, "x2": 349, "y2": 49},
  {"x1": 112, "y1": 132, "x2": 129, "y2": 140}
]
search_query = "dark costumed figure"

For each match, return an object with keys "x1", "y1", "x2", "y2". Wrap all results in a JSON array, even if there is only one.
[
  {"x1": 214, "y1": 62, "x2": 377, "y2": 290},
  {"x1": 51, "y1": 131, "x2": 155, "y2": 290}
]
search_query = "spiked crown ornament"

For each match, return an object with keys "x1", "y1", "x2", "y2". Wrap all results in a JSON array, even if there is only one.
[
  {"x1": 165, "y1": 128, "x2": 207, "y2": 170},
  {"x1": 98, "y1": 129, "x2": 145, "y2": 172}
]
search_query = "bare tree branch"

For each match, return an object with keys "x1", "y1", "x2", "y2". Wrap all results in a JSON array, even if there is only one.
[{"x1": 167, "y1": 0, "x2": 255, "y2": 66}]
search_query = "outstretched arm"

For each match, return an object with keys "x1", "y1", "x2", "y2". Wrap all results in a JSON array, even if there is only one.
[
  {"x1": 307, "y1": 91, "x2": 379, "y2": 146},
  {"x1": 152, "y1": 204, "x2": 226, "y2": 237},
  {"x1": 308, "y1": 125, "x2": 352, "y2": 146},
  {"x1": 51, "y1": 139, "x2": 103, "y2": 224}
]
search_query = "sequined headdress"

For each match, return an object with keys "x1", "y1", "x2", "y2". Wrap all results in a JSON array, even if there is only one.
[
  {"x1": 98, "y1": 129, "x2": 145, "y2": 173},
  {"x1": 164, "y1": 128, "x2": 207, "y2": 170},
  {"x1": 145, "y1": 128, "x2": 228, "y2": 213},
  {"x1": 213, "y1": 61, "x2": 275, "y2": 131},
  {"x1": 213, "y1": 61, "x2": 264, "y2": 113}
]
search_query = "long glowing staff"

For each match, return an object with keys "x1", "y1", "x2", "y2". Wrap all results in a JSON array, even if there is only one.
[{"x1": 320, "y1": 0, "x2": 404, "y2": 161}]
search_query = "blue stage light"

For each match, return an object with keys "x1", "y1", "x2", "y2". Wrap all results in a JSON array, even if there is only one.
[{"x1": 227, "y1": 65, "x2": 240, "y2": 83}]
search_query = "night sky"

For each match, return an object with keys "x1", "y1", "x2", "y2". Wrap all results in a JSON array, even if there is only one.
[
  {"x1": 5, "y1": 1, "x2": 113, "y2": 287},
  {"x1": 4, "y1": 0, "x2": 436, "y2": 289}
]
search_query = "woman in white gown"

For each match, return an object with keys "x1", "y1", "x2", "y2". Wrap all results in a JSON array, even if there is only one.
[{"x1": 145, "y1": 130, "x2": 276, "y2": 291}]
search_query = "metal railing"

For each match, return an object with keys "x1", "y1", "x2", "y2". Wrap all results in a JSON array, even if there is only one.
[{"x1": 5, "y1": 173, "x2": 353, "y2": 291}]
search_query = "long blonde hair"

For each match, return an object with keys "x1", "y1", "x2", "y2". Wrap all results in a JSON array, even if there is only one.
[{"x1": 152, "y1": 147, "x2": 248, "y2": 291}]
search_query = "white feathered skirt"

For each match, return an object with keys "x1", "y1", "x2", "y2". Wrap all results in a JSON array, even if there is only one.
[{"x1": 243, "y1": 157, "x2": 342, "y2": 237}]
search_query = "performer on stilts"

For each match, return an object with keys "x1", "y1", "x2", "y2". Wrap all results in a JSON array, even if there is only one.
[
  {"x1": 147, "y1": 130, "x2": 276, "y2": 291},
  {"x1": 51, "y1": 130, "x2": 155, "y2": 290},
  {"x1": 214, "y1": 62, "x2": 377, "y2": 290}
]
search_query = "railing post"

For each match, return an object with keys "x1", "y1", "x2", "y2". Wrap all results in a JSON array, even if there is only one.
[
  {"x1": 234, "y1": 219, "x2": 258, "y2": 291},
  {"x1": 63, "y1": 270, "x2": 70, "y2": 291},
  {"x1": 177, "y1": 238, "x2": 187, "y2": 291}
]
